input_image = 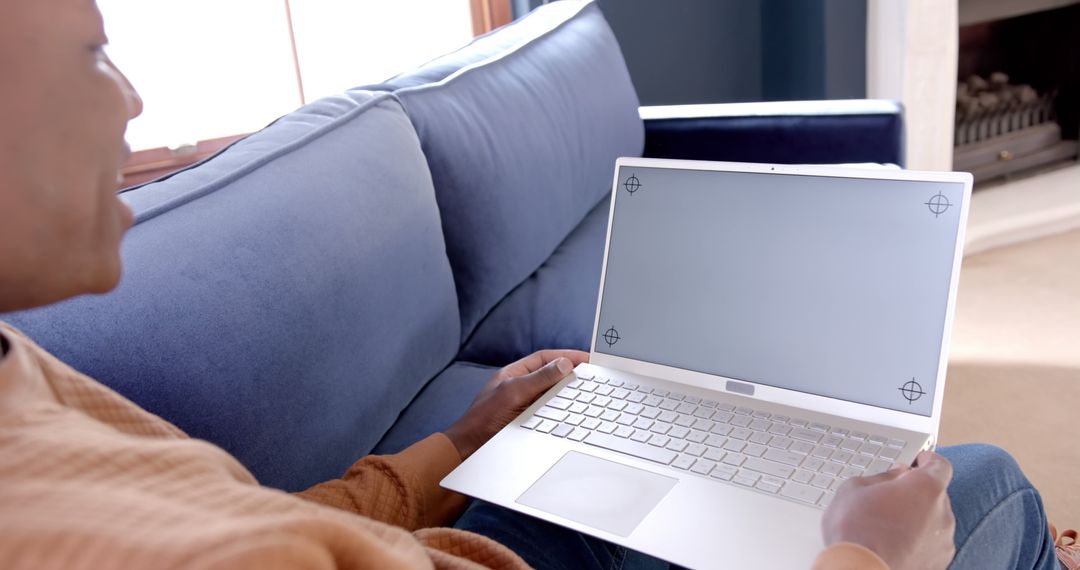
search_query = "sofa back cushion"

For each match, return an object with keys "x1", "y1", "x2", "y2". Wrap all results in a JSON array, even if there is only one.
[
  {"x1": 2, "y1": 92, "x2": 460, "y2": 491},
  {"x1": 389, "y1": 0, "x2": 644, "y2": 339}
]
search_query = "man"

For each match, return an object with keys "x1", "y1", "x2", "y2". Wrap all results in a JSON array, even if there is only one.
[{"x1": 0, "y1": 0, "x2": 1068, "y2": 568}]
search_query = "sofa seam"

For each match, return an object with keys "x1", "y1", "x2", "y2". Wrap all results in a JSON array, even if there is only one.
[
  {"x1": 392, "y1": 1, "x2": 595, "y2": 97},
  {"x1": 131, "y1": 92, "x2": 400, "y2": 226}
]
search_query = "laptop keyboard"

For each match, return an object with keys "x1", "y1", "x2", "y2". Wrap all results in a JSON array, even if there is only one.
[{"x1": 521, "y1": 373, "x2": 907, "y2": 510}]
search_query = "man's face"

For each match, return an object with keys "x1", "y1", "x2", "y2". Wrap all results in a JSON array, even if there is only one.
[{"x1": 0, "y1": 0, "x2": 142, "y2": 312}]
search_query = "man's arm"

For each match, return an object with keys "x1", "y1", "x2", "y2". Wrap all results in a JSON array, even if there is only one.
[
  {"x1": 296, "y1": 349, "x2": 588, "y2": 531},
  {"x1": 295, "y1": 433, "x2": 468, "y2": 531}
]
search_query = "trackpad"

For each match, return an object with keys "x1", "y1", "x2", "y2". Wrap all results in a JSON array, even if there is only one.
[{"x1": 516, "y1": 451, "x2": 678, "y2": 537}]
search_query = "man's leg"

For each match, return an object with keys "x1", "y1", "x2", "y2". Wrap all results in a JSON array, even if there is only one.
[
  {"x1": 940, "y1": 444, "x2": 1059, "y2": 569},
  {"x1": 454, "y1": 500, "x2": 668, "y2": 570}
]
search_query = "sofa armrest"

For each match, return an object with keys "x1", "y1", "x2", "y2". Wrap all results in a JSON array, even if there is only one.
[{"x1": 640, "y1": 99, "x2": 905, "y2": 167}]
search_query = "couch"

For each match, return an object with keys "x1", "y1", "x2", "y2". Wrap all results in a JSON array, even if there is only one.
[{"x1": 2, "y1": 0, "x2": 903, "y2": 492}]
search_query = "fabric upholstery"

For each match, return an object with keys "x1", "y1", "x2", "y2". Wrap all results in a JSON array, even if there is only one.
[
  {"x1": 373, "y1": 361, "x2": 498, "y2": 455},
  {"x1": 392, "y1": 0, "x2": 644, "y2": 339},
  {"x1": 460, "y1": 196, "x2": 610, "y2": 365},
  {"x1": 2, "y1": 92, "x2": 460, "y2": 491}
]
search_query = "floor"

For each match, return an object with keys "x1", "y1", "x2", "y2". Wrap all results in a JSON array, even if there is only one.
[{"x1": 939, "y1": 227, "x2": 1080, "y2": 525}]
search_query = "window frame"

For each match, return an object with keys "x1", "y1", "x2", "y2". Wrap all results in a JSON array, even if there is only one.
[{"x1": 120, "y1": 0, "x2": 512, "y2": 188}]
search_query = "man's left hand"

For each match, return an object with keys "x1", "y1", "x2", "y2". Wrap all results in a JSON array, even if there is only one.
[{"x1": 444, "y1": 349, "x2": 589, "y2": 460}]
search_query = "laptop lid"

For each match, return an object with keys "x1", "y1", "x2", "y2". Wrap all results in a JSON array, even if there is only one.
[{"x1": 589, "y1": 158, "x2": 972, "y2": 436}]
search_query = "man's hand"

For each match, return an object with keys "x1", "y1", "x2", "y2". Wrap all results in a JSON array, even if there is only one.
[
  {"x1": 822, "y1": 450, "x2": 956, "y2": 569},
  {"x1": 444, "y1": 350, "x2": 589, "y2": 460}
]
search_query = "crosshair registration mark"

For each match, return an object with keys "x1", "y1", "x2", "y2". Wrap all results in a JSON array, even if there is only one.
[
  {"x1": 603, "y1": 327, "x2": 620, "y2": 346},
  {"x1": 623, "y1": 174, "x2": 641, "y2": 195},
  {"x1": 898, "y1": 378, "x2": 925, "y2": 404},
  {"x1": 925, "y1": 192, "x2": 952, "y2": 217}
]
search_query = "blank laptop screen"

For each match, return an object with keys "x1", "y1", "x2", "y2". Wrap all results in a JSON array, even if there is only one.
[{"x1": 594, "y1": 165, "x2": 966, "y2": 417}]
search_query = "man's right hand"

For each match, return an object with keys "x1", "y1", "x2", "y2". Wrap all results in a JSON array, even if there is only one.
[{"x1": 821, "y1": 450, "x2": 956, "y2": 569}]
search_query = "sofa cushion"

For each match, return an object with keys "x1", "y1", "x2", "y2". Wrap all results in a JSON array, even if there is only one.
[
  {"x1": 2, "y1": 92, "x2": 460, "y2": 491},
  {"x1": 461, "y1": 196, "x2": 610, "y2": 365},
  {"x1": 391, "y1": 0, "x2": 644, "y2": 339},
  {"x1": 373, "y1": 361, "x2": 498, "y2": 455}
]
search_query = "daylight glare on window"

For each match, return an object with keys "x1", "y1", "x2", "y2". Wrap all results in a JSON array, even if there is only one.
[{"x1": 99, "y1": 0, "x2": 473, "y2": 151}]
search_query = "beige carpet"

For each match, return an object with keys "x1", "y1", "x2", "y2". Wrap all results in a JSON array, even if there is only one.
[{"x1": 939, "y1": 228, "x2": 1080, "y2": 525}]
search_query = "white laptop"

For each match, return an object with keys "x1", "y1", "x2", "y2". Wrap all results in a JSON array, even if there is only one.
[{"x1": 443, "y1": 158, "x2": 973, "y2": 569}]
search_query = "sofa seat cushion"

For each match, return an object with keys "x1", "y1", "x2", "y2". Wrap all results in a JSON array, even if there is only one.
[
  {"x1": 2, "y1": 92, "x2": 460, "y2": 491},
  {"x1": 373, "y1": 361, "x2": 498, "y2": 455},
  {"x1": 391, "y1": 0, "x2": 644, "y2": 340},
  {"x1": 460, "y1": 196, "x2": 610, "y2": 365}
]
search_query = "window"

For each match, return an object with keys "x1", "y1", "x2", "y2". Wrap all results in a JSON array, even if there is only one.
[{"x1": 101, "y1": 1, "x2": 509, "y2": 185}]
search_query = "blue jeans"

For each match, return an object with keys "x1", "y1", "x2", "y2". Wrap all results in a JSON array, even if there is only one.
[{"x1": 455, "y1": 444, "x2": 1059, "y2": 569}]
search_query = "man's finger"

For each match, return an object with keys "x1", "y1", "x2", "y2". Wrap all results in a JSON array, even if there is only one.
[
  {"x1": 511, "y1": 358, "x2": 573, "y2": 399},
  {"x1": 914, "y1": 451, "x2": 953, "y2": 486}
]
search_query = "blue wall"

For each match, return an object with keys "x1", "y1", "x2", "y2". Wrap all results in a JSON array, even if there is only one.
[{"x1": 513, "y1": 0, "x2": 866, "y2": 105}]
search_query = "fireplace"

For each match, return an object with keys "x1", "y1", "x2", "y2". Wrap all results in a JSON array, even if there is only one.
[{"x1": 955, "y1": 2, "x2": 1080, "y2": 183}]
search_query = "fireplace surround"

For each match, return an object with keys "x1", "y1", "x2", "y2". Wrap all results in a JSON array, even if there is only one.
[{"x1": 955, "y1": 2, "x2": 1080, "y2": 182}]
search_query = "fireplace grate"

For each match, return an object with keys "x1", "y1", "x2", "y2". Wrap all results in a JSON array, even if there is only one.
[{"x1": 955, "y1": 92, "x2": 1056, "y2": 146}]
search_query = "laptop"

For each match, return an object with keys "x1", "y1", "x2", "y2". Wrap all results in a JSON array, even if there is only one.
[{"x1": 442, "y1": 158, "x2": 973, "y2": 569}]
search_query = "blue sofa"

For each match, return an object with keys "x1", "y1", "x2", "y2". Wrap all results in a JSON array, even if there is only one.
[{"x1": 3, "y1": 1, "x2": 902, "y2": 493}]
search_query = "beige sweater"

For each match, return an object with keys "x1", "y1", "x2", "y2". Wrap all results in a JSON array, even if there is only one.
[{"x1": 0, "y1": 322, "x2": 886, "y2": 569}]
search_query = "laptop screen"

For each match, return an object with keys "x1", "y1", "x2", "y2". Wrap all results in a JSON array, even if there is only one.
[{"x1": 594, "y1": 165, "x2": 966, "y2": 417}]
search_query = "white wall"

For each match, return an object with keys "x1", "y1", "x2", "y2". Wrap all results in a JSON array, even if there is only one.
[{"x1": 867, "y1": 0, "x2": 958, "y2": 171}]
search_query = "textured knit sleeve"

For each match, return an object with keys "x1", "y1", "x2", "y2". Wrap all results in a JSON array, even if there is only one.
[
  {"x1": 812, "y1": 543, "x2": 890, "y2": 569},
  {"x1": 295, "y1": 433, "x2": 470, "y2": 531}
]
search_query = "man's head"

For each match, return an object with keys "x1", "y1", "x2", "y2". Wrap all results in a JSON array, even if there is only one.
[{"x1": 0, "y1": 0, "x2": 141, "y2": 313}]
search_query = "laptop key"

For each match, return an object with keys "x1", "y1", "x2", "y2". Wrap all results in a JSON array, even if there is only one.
[
  {"x1": 583, "y1": 433, "x2": 673, "y2": 466},
  {"x1": 552, "y1": 424, "x2": 573, "y2": 438},
  {"x1": 650, "y1": 422, "x2": 673, "y2": 434},
  {"x1": 710, "y1": 424, "x2": 733, "y2": 436},
  {"x1": 598, "y1": 422, "x2": 617, "y2": 434},
  {"x1": 536, "y1": 420, "x2": 558, "y2": 433},
  {"x1": 690, "y1": 460, "x2": 716, "y2": 475},
  {"x1": 703, "y1": 447, "x2": 726, "y2": 462},
  {"x1": 685, "y1": 443, "x2": 707, "y2": 457},
  {"x1": 743, "y1": 444, "x2": 766, "y2": 458},
  {"x1": 558, "y1": 388, "x2": 581, "y2": 400},
  {"x1": 721, "y1": 453, "x2": 747, "y2": 467},
  {"x1": 614, "y1": 426, "x2": 634, "y2": 438},
  {"x1": 672, "y1": 455, "x2": 695, "y2": 470},
  {"x1": 742, "y1": 457, "x2": 795, "y2": 479},
  {"x1": 668, "y1": 426, "x2": 690, "y2": 439},
  {"x1": 769, "y1": 436, "x2": 793, "y2": 450},
  {"x1": 649, "y1": 434, "x2": 671, "y2": 447},
  {"x1": 666, "y1": 439, "x2": 689, "y2": 452},
  {"x1": 568, "y1": 427, "x2": 589, "y2": 442},
  {"x1": 763, "y1": 448, "x2": 804, "y2": 466},
  {"x1": 780, "y1": 482, "x2": 823, "y2": 505},
  {"x1": 879, "y1": 446, "x2": 901, "y2": 460},
  {"x1": 630, "y1": 430, "x2": 652, "y2": 443},
  {"x1": 810, "y1": 474, "x2": 834, "y2": 489},
  {"x1": 789, "y1": 441, "x2": 815, "y2": 455},
  {"x1": 640, "y1": 407, "x2": 661, "y2": 419},
  {"x1": 790, "y1": 428, "x2": 822, "y2": 443},
  {"x1": 582, "y1": 418, "x2": 602, "y2": 430},
  {"x1": 566, "y1": 414, "x2": 585, "y2": 426},
  {"x1": 535, "y1": 405, "x2": 570, "y2": 423},
  {"x1": 850, "y1": 454, "x2": 872, "y2": 469},
  {"x1": 521, "y1": 416, "x2": 542, "y2": 429}
]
